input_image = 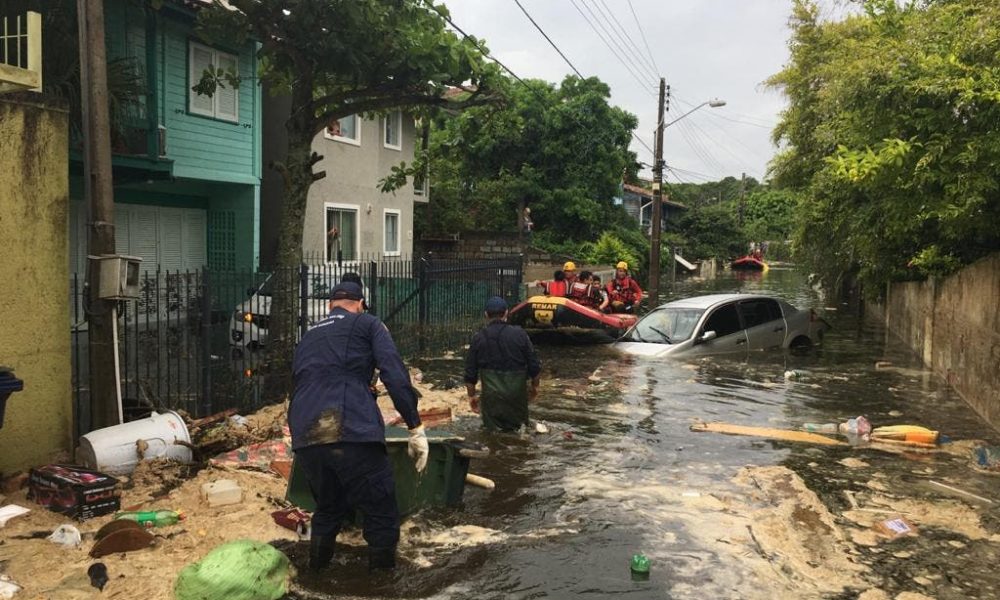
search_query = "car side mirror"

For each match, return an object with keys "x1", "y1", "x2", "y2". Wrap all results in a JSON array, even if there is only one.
[{"x1": 698, "y1": 330, "x2": 717, "y2": 344}]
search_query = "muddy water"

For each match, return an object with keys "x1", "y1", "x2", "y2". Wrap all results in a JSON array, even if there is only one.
[{"x1": 292, "y1": 268, "x2": 1000, "y2": 600}]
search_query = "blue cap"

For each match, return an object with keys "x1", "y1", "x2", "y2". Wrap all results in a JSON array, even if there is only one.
[
  {"x1": 330, "y1": 281, "x2": 364, "y2": 300},
  {"x1": 485, "y1": 296, "x2": 508, "y2": 313}
]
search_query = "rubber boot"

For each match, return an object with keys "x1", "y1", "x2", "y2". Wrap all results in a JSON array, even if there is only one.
[
  {"x1": 368, "y1": 546, "x2": 396, "y2": 571},
  {"x1": 309, "y1": 535, "x2": 336, "y2": 572}
]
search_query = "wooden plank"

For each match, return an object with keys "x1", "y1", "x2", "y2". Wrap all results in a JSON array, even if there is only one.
[
  {"x1": 690, "y1": 422, "x2": 848, "y2": 445},
  {"x1": 674, "y1": 253, "x2": 696, "y2": 271}
]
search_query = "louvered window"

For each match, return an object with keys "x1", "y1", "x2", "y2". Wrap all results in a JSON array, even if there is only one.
[{"x1": 189, "y1": 42, "x2": 239, "y2": 123}]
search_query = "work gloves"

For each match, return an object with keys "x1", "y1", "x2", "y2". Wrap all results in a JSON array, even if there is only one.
[{"x1": 407, "y1": 425, "x2": 429, "y2": 473}]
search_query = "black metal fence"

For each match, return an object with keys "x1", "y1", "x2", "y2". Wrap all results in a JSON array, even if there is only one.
[{"x1": 71, "y1": 254, "x2": 522, "y2": 430}]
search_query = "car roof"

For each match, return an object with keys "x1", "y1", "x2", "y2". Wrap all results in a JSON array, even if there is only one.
[{"x1": 653, "y1": 293, "x2": 782, "y2": 310}]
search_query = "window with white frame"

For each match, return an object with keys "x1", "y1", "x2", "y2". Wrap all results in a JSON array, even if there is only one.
[
  {"x1": 384, "y1": 110, "x2": 401, "y2": 150},
  {"x1": 383, "y1": 209, "x2": 401, "y2": 255},
  {"x1": 188, "y1": 42, "x2": 239, "y2": 122},
  {"x1": 325, "y1": 205, "x2": 358, "y2": 262},
  {"x1": 324, "y1": 114, "x2": 361, "y2": 145}
]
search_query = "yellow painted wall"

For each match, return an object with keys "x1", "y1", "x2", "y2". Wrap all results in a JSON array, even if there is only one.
[{"x1": 0, "y1": 95, "x2": 72, "y2": 476}]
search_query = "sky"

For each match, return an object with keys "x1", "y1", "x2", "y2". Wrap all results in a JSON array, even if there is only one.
[{"x1": 446, "y1": 0, "x2": 799, "y2": 185}]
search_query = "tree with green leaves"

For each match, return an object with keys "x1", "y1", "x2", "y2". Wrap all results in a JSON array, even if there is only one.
[
  {"x1": 195, "y1": 0, "x2": 501, "y2": 397},
  {"x1": 769, "y1": 0, "x2": 1000, "y2": 293},
  {"x1": 415, "y1": 74, "x2": 638, "y2": 245}
]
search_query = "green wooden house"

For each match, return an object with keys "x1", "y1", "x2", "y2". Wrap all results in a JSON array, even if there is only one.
[{"x1": 69, "y1": 0, "x2": 261, "y2": 276}]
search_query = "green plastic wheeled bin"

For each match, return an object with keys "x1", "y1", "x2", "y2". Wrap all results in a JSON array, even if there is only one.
[{"x1": 286, "y1": 426, "x2": 489, "y2": 516}]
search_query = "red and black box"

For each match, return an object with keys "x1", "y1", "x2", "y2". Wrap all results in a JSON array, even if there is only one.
[{"x1": 28, "y1": 464, "x2": 121, "y2": 521}]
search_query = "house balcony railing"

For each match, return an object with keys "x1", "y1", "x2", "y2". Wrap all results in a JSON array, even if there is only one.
[{"x1": 0, "y1": 11, "x2": 41, "y2": 92}]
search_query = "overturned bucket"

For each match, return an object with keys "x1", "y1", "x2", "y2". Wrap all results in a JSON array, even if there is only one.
[{"x1": 78, "y1": 411, "x2": 193, "y2": 475}]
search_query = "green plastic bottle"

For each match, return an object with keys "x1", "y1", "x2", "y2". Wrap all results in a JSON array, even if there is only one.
[
  {"x1": 630, "y1": 553, "x2": 650, "y2": 581},
  {"x1": 114, "y1": 509, "x2": 185, "y2": 528}
]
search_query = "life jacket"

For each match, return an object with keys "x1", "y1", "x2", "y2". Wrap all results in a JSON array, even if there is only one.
[
  {"x1": 608, "y1": 275, "x2": 639, "y2": 304},
  {"x1": 568, "y1": 281, "x2": 603, "y2": 308},
  {"x1": 567, "y1": 281, "x2": 590, "y2": 302},
  {"x1": 546, "y1": 280, "x2": 568, "y2": 297}
]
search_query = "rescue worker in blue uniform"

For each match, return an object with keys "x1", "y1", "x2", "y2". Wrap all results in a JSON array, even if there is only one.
[
  {"x1": 464, "y1": 296, "x2": 542, "y2": 432},
  {"x1": 289, "y1": 281, "x2": 429, "y2": 572}
]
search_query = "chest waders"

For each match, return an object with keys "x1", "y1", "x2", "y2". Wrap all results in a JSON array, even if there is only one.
[{"x1": 480, "y1": 325, "x2": 530, "y2": 432}]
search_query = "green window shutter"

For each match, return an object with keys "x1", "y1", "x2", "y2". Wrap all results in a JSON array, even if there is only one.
[
  {"x1": 215, "y1": 53, "x2": 239, "y2": 122},
  {"x1": 189, "y1": 44, "x2": 215, "y2": 117}
]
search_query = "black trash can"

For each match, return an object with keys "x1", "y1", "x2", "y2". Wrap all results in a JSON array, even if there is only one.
[{"x1": 0, "y1": 368, "x2": 24, "y2": 430}]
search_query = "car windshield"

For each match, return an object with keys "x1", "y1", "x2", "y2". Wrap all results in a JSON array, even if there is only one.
[
  {"x1": 255, "y1": 273, "x2": 339, "y2": 299},
  {"x1": 627, "y1": 307, "x2": 704, "y2": 344}
]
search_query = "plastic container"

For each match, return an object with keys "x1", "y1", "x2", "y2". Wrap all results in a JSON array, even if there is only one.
[
  {"x1": 286, "y1": 426, "x2": 488, "y2": 516},
  {"x1": 838, "y1": 416, "x2": 872, "y2": 437},
  {"x1": 78, "y1": 411, "x2": 193, "y2": 475},
  {"x1": 802, "y1": 423, "x2": 838, "y2": 433},
  {"x1": 115, "y1": 509, "x2": 184, "y2": 528}
]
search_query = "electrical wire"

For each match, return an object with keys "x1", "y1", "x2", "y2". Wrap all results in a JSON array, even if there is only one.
[
  {"x1": 704, "y1": 111, "x2": 773, "y2": 130},
  {"x1": 434, "y1": 2, "x2": 655, "y2": 161},
  {"x1": 595, "y1": 0, "x2": 659, "y2": 78},
  {"x1": 675, "y1": 119, "x2": 728, "y2": 175},
  {"x1": 668, "y1": 165, "x2": 717, "y2": 181},
  {"x1": 562, "y1": 0, "x2": 657, "y2": 96},
  {"x1": 505, "y1": 0, "x2": 656, "y2": 155},
  {"x1": 511, "y1": 0, "x2": 585, "y2": 78},
  {"x1": 586, "y1": 0, "x2": 659, "y2": 81},
  {"x1": 626, "y1": 0, "x2": 660, "y2": 78},
  {"x1": 671, "y1": 94, "x2": 764, "y2": 177}
]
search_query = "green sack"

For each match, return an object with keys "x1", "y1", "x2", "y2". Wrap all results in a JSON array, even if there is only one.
[{"x1": 174, "y1": 540, "x2": 290, "y2": 600}]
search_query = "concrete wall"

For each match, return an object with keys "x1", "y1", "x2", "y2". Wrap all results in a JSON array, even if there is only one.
[
  {"x1": 303, "y1": 115, "x2": 421, "y2": 260},
  {"x1": 867, "y1": 253, "x2": 1000, "y2": 430},
  {"x1": 0, "y1": 95, "x2": 71, "y2": 476}
]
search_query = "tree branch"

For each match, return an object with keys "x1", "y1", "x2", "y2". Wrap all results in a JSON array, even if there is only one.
[{"x1": 310, "y1": 87, "x2": 496, "y2": 135}]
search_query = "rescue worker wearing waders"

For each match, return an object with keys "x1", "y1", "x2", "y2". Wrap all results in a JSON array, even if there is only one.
[
  {"x1": 607, "y1": 261, "x2": 643, "y2": 313},
  {"x1": 464, "y1": 296, "x2": 542, "y2": 432},
  {"x1": 289, "y1": 282, "x2": 429, "y2": 573}
]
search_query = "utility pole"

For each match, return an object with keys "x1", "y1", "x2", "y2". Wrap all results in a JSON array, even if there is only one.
[
  {"x1": 648, "y1": 78, "x2": 667, "y2": 303},
  {"x1": 738, "y1": 172, "x2": 746, "y2": 226},
  {"x1": 79, "y1": 0, "x2": 120, "y2": 429}
]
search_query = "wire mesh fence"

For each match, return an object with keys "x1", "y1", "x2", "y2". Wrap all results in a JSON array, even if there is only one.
[{"x1": 71, "y1": 254, "x2": 523, "y2": 427}]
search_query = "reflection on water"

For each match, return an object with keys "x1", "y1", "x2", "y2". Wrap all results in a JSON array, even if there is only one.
[{"x1": 293, "y1": 268, "x2": 1000, "y2": 600}]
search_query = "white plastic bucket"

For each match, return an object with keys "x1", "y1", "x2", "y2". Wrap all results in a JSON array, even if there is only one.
[{"x1": 78, "y1": 411, "x2": 193, "y2": 475}]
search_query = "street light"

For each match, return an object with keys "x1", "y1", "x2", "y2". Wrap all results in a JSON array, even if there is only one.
[
  {"x1": 663, "y1": 98, "x2": 726, "y2": 128},
  {"x1": 648, "y1": 94, "x2": 726, "y2": 305}
]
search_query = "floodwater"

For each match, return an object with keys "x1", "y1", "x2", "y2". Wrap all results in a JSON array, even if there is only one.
[{"x1": 289, "y1": 267, "x2": 1000, "y2": 600}]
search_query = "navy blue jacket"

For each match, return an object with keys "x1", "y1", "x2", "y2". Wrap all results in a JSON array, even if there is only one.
[
  {"x1": 464, "y1": 320, "x2": 542, "y2": 384},
  {"x1": 289, "y1": 307, "x2": 420, "y2": 450}
]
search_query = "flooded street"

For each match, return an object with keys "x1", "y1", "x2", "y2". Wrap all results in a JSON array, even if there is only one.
[{"x1": 296, "y1": 268, "x2": 1000, "y2": 600}]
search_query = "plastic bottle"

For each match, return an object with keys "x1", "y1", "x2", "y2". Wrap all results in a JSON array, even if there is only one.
[
  {"x1": 630, "y1": 553, "x2": 650, "y2": 581},
  {"x1": 802, "y1": 423, "x2": 838, "y2": 433},
  {"x1": 114, "y1": 509, "x2": 185, "y2": 528},
  {"x1": 838, "y1": 416, "x2": 872, "y2": 437}
]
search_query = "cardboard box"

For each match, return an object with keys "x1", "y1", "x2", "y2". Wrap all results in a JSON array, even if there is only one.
[
  {"x1": 28, "y1": 465, "x2": 120, "y2": 521},
  {"x1": 874, "y1": 517, "x2": 918, "y2": 540}
]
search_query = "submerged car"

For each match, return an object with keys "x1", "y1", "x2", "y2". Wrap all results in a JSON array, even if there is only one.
[{"x1": 614, "y1": 293, "x2": 830, "y2": 358}]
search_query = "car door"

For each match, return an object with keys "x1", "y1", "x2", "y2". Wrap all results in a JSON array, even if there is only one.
[
  {"x1": 690, "y1": 301, "x2": 748, "y2": 356},
  {"x1": 737, "y1": 298, "x2": 786, "y2": 351}
]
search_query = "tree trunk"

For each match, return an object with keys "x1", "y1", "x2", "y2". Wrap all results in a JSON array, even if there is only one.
[{"x1": 262, "y1": 81, "x2": 316, "y2": 402}]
